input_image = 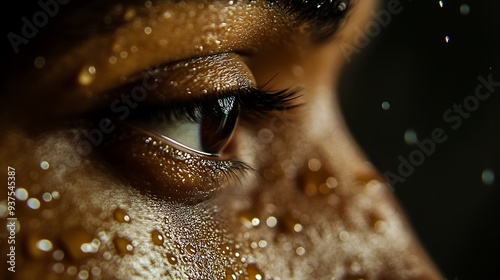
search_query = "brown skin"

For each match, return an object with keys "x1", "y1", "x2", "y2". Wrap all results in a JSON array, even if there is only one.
[{"x1": 0, "y1": 0, "x2": 442, "y2": 279}]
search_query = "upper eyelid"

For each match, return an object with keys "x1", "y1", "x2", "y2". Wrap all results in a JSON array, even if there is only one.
[{"x1": 93, "y1": 52, "x2": 257, "y2": 109}]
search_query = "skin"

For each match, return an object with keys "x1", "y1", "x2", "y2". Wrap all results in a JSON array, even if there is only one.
[{"x1": 1, "y1": 0, "x2": 442, "y2": 279}]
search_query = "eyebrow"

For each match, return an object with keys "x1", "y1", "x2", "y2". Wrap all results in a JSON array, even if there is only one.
[{"x1": 273, "y1": 0, "x2": 352, "y2": 42}]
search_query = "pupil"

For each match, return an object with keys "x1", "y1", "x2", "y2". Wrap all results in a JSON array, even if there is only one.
[{"x1": 200, "y1": 96, "x2": 239, "y2": 154}]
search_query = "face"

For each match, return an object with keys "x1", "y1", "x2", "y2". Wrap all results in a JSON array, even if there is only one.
[{"x1": 1, "y1": 0, "x2": 441, "y2": 279}]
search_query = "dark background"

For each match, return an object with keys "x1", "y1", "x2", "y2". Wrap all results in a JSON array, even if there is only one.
[{"x1": 339, "y1": 0, "x2": 500, "y2": 278}]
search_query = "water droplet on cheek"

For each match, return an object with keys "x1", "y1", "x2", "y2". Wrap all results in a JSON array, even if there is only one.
[
  {"x1": 246, "y1": 263, "x2": 265, "y2": 280},
  {"x1": 151, "y1": 230, "x2": 164, "y2": 246},
  {"x1": 113, "y1": 208, "x2": 131, "y2": 223},
  {"x1": 166, "y1": 253, "x2": 178, "y2": 265},
  {"x1": 113, "y1": 237, "x2": 134, "y2": 254}
]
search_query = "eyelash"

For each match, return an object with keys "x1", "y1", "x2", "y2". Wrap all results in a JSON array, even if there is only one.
[
  {"x1": 130, "y1": 86, "x2": 302, "y2": 124},
  {"x1": 79, "y1": 85, "x2": 301, "y2": 203}
]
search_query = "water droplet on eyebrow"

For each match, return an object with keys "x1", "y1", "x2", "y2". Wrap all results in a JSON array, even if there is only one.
[
  {"x1": 77, "y1": 66, "x2": 96, "y2": 86},
  {"x1": 34, "y1": 56, "x2": 46, "y2": 68},
  {"x1": 144, "y1": 26, "x2": 152, "y2": 35},
  {"x1": 144, "y1": 0, "x2": 152, "y2": 8},
  {"x1": 120, "y1": 51, "x2": 128, "y2": 58}
]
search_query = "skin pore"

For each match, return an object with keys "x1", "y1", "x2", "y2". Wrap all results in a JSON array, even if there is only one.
[{"x1": 1, "y1": 0, "x2": 442, "y2": 279}]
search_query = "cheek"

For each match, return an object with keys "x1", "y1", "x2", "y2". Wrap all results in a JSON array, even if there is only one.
[{"x1": 0, "y1": 131, "x2": 245, "y2": 279}]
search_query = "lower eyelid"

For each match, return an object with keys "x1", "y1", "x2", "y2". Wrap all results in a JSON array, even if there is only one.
[{"x1": 88, "y1": 120, "x2": 245, "y2": 204}]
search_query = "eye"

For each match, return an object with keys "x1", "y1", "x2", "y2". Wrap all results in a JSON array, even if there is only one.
[
  {"x1": 133, "y1": 95, "x2": 239, "y2": 156},
  {"x1": 79, "y1": 54, "x2": 301, "y2": 204}
]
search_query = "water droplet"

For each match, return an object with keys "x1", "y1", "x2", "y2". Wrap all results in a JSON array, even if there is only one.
[
  {"x1": 120, "y1": 51, "x2": 128, "y2": 59},
  {"x1": 482, "y1": 169, "x2": 495, "y2": 186},
  {"x1": 53, "y1": 249, "x2": 64, "y2": 261},
  {"x1": 91, "y1": 267, "x2": 101, "y2": 276},
  {"x1": 166, "y1": 253, "x2": 178, "y2": 265},
  {"x1": 266, "y1": 216, "x2": 278, "y2": 228},
  {"x1": 113, "y1": 237, "x2": 134, "y2": 254},
  {"x1": 295, "y1": 246, "x2": 306, "y2": 256},
  {"x1": 15, "y1": 188, "x2": 29, "y2": 201},
  {"x1": 226, "y1": 268, "x2": 237, "y2": 280},
  {"x1": 36, "y1": 239, "x2": 53, "y2": 252},
  {"x1": 144, "y1": 26, "x2": 152, "y2": 35},
  {"x1": 78, "y1": 270, "x2": 89, "y2": 279},
  {"x1": 67, "y1": 266, "x2": 78, "y2": 276},
  {"x1": 404, "y1": 129, "x2": 418, "y2": 145},
  {"x1": 27, "y1": 198, "x2": 41, "y2": 209},
  {"x1": 42, "y1": 192, "x2": 52, "y2": 202},
  {"x1": 80, "y1": 238, "x2": 100, "y2": 253},
  {"x1": 258, "y1": 240, "x2": 267, "y2": 248},
  {"x1": 52, "y1": 191, "x2": 60, "y2": 199},
  {"x1": 339, "y1": 231, "x2": 350, "y2": 241},
  {"x1": 78, "y1": 66, "x2": 96, "y2": 86},
  {"x1": 109, "y1": 56, "x2": 117, "y2": 64},
  {"x1": 34, "y1": 56, "x2": 46, "y2": 68},
  {"x1": 438, "y1": 1, "x2": 444, "y2": 8},
  {"x1": 460, "y1": 4, "x2": 470, "y2": 15},
  {"x1": 350, "y1": 261, "x2": 362, "y2": 273},
  {"x1": 151, "y1": 230, "x2": 164, "y2": 246},
  {"x1": 445, "y1": 35, "x2": 450, "y2": 43},
  {"x1": 144, "y1": 0, "x2": 152, "y2": 8},
  {"x1": 186, "y1": 244, "x2": 197, "y2": 255},
  {"x1": 374, "y1": 220, "x2": 388, "y2": 233},
  {"x1": 381, "y1": 101, "x2": 391, "y2": 110},
  {"x1": 123, "y1": 8, "x2": 136, "y2": 21},
  {"x1": 53, "y1": 263, "x2": 64, "y2": 273},
  {"x1": 308, "y1": 158, "x2": 322, "y2": 172},
  {"x1": 113, "y1": 208, "x2": 131, "y2": 223},
  {"x1": 246, "y1": 263, "x2": 265, "y2": 280},
  {"x1": 61, "y1": 229, "x2": 96, "y2": 260},
  {"x1": 40, "y1": 161, "x2": 50, "y2": 170}
]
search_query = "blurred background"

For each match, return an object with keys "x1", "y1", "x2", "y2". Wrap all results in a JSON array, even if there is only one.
[{"x1": 339, "y1": 0, "x2": 500, "y2": 278}]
